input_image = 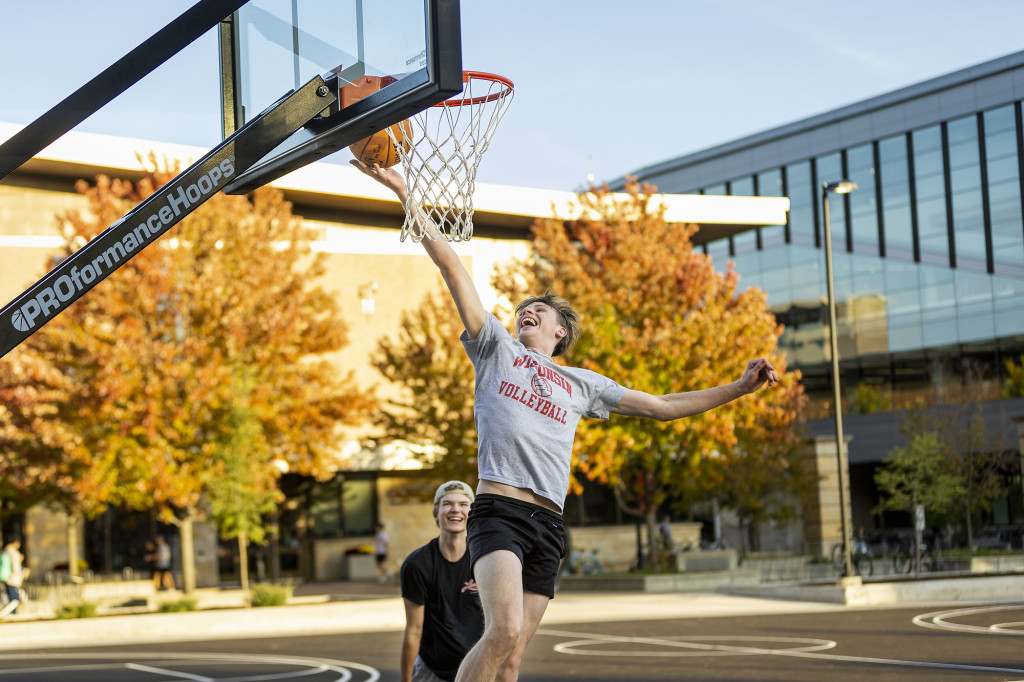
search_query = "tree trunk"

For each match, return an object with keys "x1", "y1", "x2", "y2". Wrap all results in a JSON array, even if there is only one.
[
  {"x1": 645, "y1": 506, "x2": 661, "y2": 572},
  {"x1": 964, "y1": 501, "x2": 974, "y2": 549},
  {"x1": 66, "y1": 511, "x2": 80, "y2": 579},
  {"x1": 238, "y1": 531, "x2": 250, "y2": 598},
  {"x1": 173, "y1": 511, "x2": 197, "y2": 594}
]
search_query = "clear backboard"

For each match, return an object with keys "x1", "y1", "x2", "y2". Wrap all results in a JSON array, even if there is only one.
[{"x1": 220, "y1": 0, "x2": 462, "y2": 194}]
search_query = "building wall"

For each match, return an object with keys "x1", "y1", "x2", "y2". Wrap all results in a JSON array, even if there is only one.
[{"x1": 626, "y1": 50, "x2": 1024, "y2": 534}]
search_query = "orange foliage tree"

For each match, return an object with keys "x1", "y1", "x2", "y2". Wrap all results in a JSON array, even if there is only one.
[
  {"x1": 493, "y1": 180, "x2": 806, "y2": 565},
  {"x1": 371, "y1": 290, "x2": 478, "y2": 486},
  {"x1": 0, "y1": 155, "x2": 375, "y2": 588}
]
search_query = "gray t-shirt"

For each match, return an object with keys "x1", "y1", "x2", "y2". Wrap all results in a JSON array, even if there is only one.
[{"x1": 461, "y1": 313, "x2": 626, "y2": 511}]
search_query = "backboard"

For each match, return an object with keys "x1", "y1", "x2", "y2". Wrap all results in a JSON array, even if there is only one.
[{"x1": 220, "y1": 0, "x2": 462, "y2": 194}]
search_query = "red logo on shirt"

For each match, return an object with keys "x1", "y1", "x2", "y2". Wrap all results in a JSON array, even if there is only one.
[{"x1": 461, "y1": 579, "x2": 479, "y2": 593}]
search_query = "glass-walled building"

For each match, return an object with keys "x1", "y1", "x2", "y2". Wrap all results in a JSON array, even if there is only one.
[{"x1": 619, "y1": 50, "x2": 1024, "y2": 534}]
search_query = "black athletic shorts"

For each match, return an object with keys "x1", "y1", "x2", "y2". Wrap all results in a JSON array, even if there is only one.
[{"x1": 466, "y1": 493, "x2": 568, "y2": 599}]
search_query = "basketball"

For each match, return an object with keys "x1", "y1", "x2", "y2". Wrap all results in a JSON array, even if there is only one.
[{"x1": 349, "y1": 119, "x2": 413, "y2": 168}]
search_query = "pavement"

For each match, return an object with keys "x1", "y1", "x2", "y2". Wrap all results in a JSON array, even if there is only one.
[{"x1": 0, "y1": 573, "x2": 1020, "y2": 651}]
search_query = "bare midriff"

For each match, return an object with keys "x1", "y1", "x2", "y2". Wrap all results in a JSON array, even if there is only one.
[{"x1": 476, "y1": 480, "x2": 561, "y2": 514}]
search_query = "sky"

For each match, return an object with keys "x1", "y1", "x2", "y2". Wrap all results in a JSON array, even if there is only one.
[{"x1": 2, "y1": 1, "x2": 1024, "y2": 191}]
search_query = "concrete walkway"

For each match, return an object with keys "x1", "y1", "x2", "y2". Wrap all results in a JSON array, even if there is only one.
[{"x1": 0, "y1": 573, "x2": 1019, "y2": 651}]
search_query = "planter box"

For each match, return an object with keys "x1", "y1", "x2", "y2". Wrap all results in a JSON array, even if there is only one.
[
  {"x1": 344, "y1": 554, "x2": 377, "y2": 581},
  {"x1": 673, "y1": 550, "x2": 738, "y2": 572}
]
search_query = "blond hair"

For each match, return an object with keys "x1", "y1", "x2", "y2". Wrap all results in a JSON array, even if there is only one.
[{"x1": 515, "y1": 291, "x2": 580, "y2": 357}]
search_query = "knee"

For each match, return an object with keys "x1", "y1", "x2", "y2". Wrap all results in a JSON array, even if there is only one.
[{"x1": 483, "y1": 619, "x2": 522, "y2": 655}]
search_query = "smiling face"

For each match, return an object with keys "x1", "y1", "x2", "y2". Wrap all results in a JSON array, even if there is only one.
[
  {"x1": 515, "y1": 301, "x2": 566, "y2": 355},
  {"x1": 434, "y1": 493, "x2": 473, "y2": 535}
]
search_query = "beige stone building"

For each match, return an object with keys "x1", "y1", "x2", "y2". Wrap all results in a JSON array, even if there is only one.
[{"x1": 0, "y1": 122, "x2": 792, "y2": 583}]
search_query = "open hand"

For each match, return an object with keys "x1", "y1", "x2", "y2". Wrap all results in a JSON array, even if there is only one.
[{"x1": 350, "y1": 159, "x2": 407, "y2": 199}]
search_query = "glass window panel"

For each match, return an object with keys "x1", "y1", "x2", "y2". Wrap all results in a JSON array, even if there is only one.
[
  {"x1": 847, "y1": 143, "x2": 879, "y2": 255},
  {"x1": 730, "y1": 176, "x2": 754, "y2": 196},
  {"x1": 707, "y1": 238, "x2": 730, "y2": 270},
  {"x1": 310, "y1": 479, "x2": 342, "y2": 538},
  {"x1": 957, "y1": 313, "x2": 996, "y2": 343},
  {"x1": 921, "y1": 318, "x2": 958, "y2": 346},
  {"x1": 851, "y1": 253, "x2": 884, "y2": 297},
  {"x1": 879, "y1": 135, "x2": 914, "y2": 258},
  {"x1": 817, "y1": 153, "x2": 846, "y2": 264},
  {"x1": 786, "y1": 161, "x2": 815, "y2": 245},
  {"x1": 703, "y1": 183, "x2": 727, "y2": 196},
  {"x1": 984, "y1": 106, "x2": 1024, "y2": 275},
  {"x1": 756, "y1": 169, "x2": 785, "y2": 248},
  {"x1": 733, "y1": 229, "x2": 757, "y2": 256},
  {"x1": 342, "y1": 477, "x2": 374, "y2": 536},
  {"x1": 947, "y1": 115, "x2": 986, "y2": 269},
  {"x1": 760, "y1": 265, "x2": 793, "y2": 306},
  {"x1": 757, "y1": 169, "x2": 783, "y2": 197},
  {"x1": 889, "y1": 322, "x2": 924, "y2": 353},
  {"x1": 912, "y1": 125, "x2": 950, "y2": 264}
]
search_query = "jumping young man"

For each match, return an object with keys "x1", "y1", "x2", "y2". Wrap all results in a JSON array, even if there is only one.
[
  {"x1": 353, "y1": 160, "x2": 780, "y2": 682},
  {"x1": 401, "y1": 481, "x2": 483, "y2": 682}
]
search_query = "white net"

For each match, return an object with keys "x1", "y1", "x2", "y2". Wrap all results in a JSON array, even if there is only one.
[{"x1": 387, "y1": 72, "x2": 514, "y2": 242}]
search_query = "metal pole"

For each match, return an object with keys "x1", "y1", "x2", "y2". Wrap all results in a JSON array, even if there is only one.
[{"x1": 822, "y1": 185, "x2": 854, "y2": 579}]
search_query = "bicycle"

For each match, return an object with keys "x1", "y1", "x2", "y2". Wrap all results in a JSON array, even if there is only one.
[{"x1": 830, "y1": 542, "x2": 873, "y2": 577}]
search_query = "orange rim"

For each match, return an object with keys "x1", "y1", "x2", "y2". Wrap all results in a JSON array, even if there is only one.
[{"x1": 432, "y1": 70, "x2": 514, "y2": 107}]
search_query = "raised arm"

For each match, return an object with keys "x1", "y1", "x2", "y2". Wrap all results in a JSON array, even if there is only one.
[
  {"x1": 613, "y1": 358, "x2": 780, "y2": 421},
  {"x1": 351, "y1": 160, "x2": 487, "y2": 338}
]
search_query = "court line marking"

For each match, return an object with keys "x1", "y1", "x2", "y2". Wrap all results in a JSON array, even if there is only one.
[
  {"x1": 0, "y1": 652, "x2": 379, "y2": 682},
  {"x1": 913, "y1": 604, "x2": 1024, "y2": 636},
  {"x1": 125, "y1": 662, "x2": 213, "y2": 681},
  {"x1": 536, "y1": 626, "x2": 1024, "y2": 675}
]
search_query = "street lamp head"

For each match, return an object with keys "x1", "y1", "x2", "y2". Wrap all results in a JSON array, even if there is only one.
[{"x1": 824, "y1": 180, "x2": 858, "y2": 195}]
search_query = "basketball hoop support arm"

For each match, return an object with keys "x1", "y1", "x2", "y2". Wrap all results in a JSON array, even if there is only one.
[{"x1": 0, "y1": 76, "x2": 336, "y2": 359}]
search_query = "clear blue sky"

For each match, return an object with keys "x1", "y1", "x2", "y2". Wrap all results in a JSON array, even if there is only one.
[{"x1": 2, "y1": 1, "x2": 1024, "y2": 191}]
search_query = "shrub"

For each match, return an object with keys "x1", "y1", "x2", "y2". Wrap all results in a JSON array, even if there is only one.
[
  {"x1": 158, "y1": 597, "x2": 198, "y2": 613},
  {"x1": 250, "y1": 583, "x2": 292, "y2": 607},
  {"x1": 56, "y1": 602, "x2": 97, "y2": 619}
]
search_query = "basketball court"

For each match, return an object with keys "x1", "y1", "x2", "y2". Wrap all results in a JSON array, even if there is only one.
[{"x1": 0, "y1": 599, "x2": 1021, "y2": 680}]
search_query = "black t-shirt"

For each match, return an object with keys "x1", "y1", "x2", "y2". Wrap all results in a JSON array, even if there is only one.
[{"x1": 400, "y1": 538, "x2": 484, "y2": 681}]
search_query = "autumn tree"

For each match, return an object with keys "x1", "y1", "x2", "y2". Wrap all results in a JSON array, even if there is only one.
[
  {"x1": 371, "y1": 289, "x2": 478, "y2": 486},
  {"x1": 493, "y1": 179, "x2": 805, "y2": 567},
  {"x1": 3, "y1": 154, "x2": 375, "y2": 590}
]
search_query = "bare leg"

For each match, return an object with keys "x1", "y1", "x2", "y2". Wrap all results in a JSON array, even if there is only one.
[
  {"x1": 455, "y1": 550, "x2": 526, "y2": 682},
  {"x1": 495, "y1": 590, "x2": 550, "y2": 682}
]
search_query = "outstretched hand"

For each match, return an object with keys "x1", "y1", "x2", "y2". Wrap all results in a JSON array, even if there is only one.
[
  {"x1": 350, "y1": 160, "x2": 407, "y2": 199},
  {"x1": 738, "y1": 358, "x2": 779, "y2": 394}
]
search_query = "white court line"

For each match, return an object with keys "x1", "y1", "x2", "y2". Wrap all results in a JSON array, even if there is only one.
[
  {"x1": 536, "y1": 626, "x2": 1024, "y2": 676},
  {"x1": 125, "y1": 662, "x2": 213, "y2": 681},
  {"x1": 0, "y1": 652, "x2": 379, "y2": 682},
  {"x1": 913, "y1": 604, "x2": 1024, "y2": 636}
]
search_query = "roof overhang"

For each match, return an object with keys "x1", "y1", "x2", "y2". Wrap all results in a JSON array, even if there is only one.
[{"x1": 1, "y1": 122, "x2": 788, "y2": 242}]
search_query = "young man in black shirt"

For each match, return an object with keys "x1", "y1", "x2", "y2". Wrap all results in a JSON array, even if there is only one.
[{"x1": 400, "y1": 481, "x2": 483, "y2": 682}]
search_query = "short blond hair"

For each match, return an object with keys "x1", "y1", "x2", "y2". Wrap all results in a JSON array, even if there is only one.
[{"x1": 515, "y1": 291, "x2": 580, "y2": 356}]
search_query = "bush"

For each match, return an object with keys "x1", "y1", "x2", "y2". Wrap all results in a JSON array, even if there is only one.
[
  {"x1": 158, "y1": 597, "x2": 198, "y2": 613},
  {"x1": 56, "y1": 602, "x2": 97, "y2": 619},
  {"x1": 250, "y1": 583, "x2": 292, "y2": 607}
]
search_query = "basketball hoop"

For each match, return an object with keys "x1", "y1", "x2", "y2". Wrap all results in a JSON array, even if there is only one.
[{"x1": 387, "y1": 71, "x2": 514, "y2": 242}]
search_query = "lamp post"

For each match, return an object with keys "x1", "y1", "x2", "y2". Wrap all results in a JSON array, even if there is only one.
[{"x1": 822, "y1": 179, "x2": 857, "y2": 579}]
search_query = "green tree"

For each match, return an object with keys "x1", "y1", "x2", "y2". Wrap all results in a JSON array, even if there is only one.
[
  {"x1": 1002, "y1": 354, "x2": 1024, "y2": 398},
  {"x1": 371, "y1": 290, "x2": 478, "y2": 486},
  {"x1": 493, "y1": 179, "x2": 805, "y2": 566},
  {"x1": 2, "y1": 155, "x2": 375, "y2": 590},
  {"x1": 874, "y1": 406, "x2": 960, "y2": 541},
  {"x1": 205, "y1": 367, "x2": 281, "y2": 595}
]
